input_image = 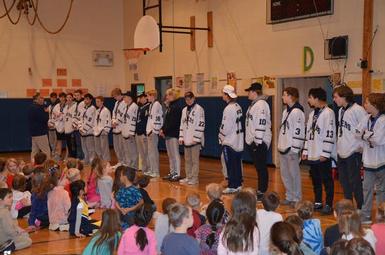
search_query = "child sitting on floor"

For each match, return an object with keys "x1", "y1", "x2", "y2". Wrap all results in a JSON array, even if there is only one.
[
  {"x1": 186, "y1": 192, "x2": 205, "y2": 238},
  {"x1": 68, "y1": 180, "x2": 99, "y2": 237},
  {"x1": 87, "y1": 157, "x2": 102, "y2": 208},
  {"x1": 28, "y1": 170, "x2": 49, "y2": 230},
  {"x1": 11, "y1": 174, "x2": 31, "y2": 219},
  {"x1": 257, "y1": 191, "x2": 283, "y2": 255},
  {"x1": 82, "y1": 209, "x2": 122, "y2": 255},
  {"x1": 297, "y1": 200, "x2": 324, "y2": 254},
  {"x1": 136, "y1": 174, "x2": 155, "y2": 209},
  {"x1": 154, "y1": 197, "x2": 176, "y2": 253},
  {"x1": 201, "y1": 183, "x2": 229, "y2": 223},
  {"x1": 47, "y1": 167, "x2": 71, "y2": 231},
  {"x1": 0, "y1": 188, "x2": 32, "y2": 252},
  {"x1": 96, "y1": 161, "x2": 113, "y2": 209},
  {"x1": 371, "y1": 202, "x2": 385, "y2": 253}
]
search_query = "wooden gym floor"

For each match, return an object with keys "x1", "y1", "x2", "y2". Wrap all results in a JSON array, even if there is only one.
[{"x1": 1, "y1": 151, "x2": 348, "y2": 255}]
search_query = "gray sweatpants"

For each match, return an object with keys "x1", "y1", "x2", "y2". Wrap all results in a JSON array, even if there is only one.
[
  {"x1": 113, "y1": 133, "x2": 125, "y2": 164},
  {"x1": 94, "y1": 134, "x2": 111, "y2": 161},
  {"x1": 362, "y1": 169, "x2": 385, "y2": 218},
  {"x1": 15, "y1": 232, "x2": 32, "y2": 250},
  {"x1": 80, "y1": 136, "x2": 96, "y2": 164},
  {"x1": 279, "y1": 152, "x2": 302, "y2": 202},
  {"x1": 48, "y1": 129, "x2": 57, "y2": 155},
  {"x1": 147, "y1": 133, "x2": 160, "y2": 176},
  {"x1": 31, "y1": 135, "x2": 51, "y2": 161},
  {"x1": 123, "y1": 136, "x2": 139, "y2": 169},
  {"x1": 136, "y1": 135, "x2": 149, "y2": 173},
  {"x1": 184, "y1": 144, "x2": 201, "y2": 182},
  {"x1": 165, "y1": 138, "x2": 181, "y2": 176}
]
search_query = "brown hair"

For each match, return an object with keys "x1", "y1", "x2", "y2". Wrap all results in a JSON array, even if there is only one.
[
  {"x1": 111, "y1": 88, "x2": 122, "y2": 96},
  {"x1": 0, "y1": 158, "x2": 6, "y2": 173},
  {"x1": 296, "y1": 201, "x2": 313, "y2": 220},
  {"x1": 168, "y1": 203, "x2": 190, "y2": 228},
  {"x1": 346, "y1": 238, "x2": 375, "y2": 255},
  {"x1": 74, "y1": 89, "x2": 83, "y2": 94},
  {"x1": 136, "y1": 174, "x2": 150, "y2": 188},
  {"x1": 31, "y1": 170, "x2": 50, "y2": 198},
  {"x1": 96, "y1": 96, "x2": 104, "y2": 102},
  {"x1": 112, "y1": 166, "x2": 125, "y2": 193},
  {"x1": 262, "y1": 191, "x2": 280, "y2": 212},
  {"x1": 283, "y1": 87, "x2": 299, "y2": 100},
  {"x1": 338, "y1": 211, "x2": 365, "y2": 237},
  {"x1": 270, "y1": 222, "x2": 302, "y2": 255},
  {"x1": 367, "y1": 93, "x2": 385, "y2": 113},
  {"x1": 162, "y1": 197, "x2": 177, "y2": 214},
  {"x1": 334, "y1": 199, "x2": 355, "y2": 216},
  {"x1": 333, "y1": 85, "x2": 354, "y2": 103},
  {"x1": 92, "y1": 209, "x2": 121, "y2": 254},
  {"x1": 330, "y1": 239, "x2": 348, "y2": 255},
  {"x1": 222, "y1": 191, "x2": 257, "y2": 252},
  {"x1": 12, "y1": 174, "x2": 27, "y2": 192},
  {"x1": 285, "y1": 215, "x2": 304, "y2": 242},
  {"x1": 91, "y1": 157, "x2": 103, "y2": 179},
  {"x1": 43, "y1": 159, "x2": 57, "y2": 173},
  {"x1": 34, "y1": 152, "x2": 47, "y2": 165},
  {"x1": 22, "y1": 164, "x2": 34, "y2": 176}
]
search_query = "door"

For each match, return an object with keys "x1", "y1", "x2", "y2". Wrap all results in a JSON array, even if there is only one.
[{"x1": 155, "y1": 76, "x2": 172, "y2": 103}]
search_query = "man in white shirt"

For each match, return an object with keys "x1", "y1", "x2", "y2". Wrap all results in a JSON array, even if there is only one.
[
  {"x1": 94, "y1": 96, "x2": 111, "y2": 162},
  {"x1": 122, "y1": 91, "x2": 139, "y2": 168},
  {"x1": 111, "y1": 88, "x2": 126, "y2": 166},
  {"x1": 219, "y1": 85, "x2": 244, "y2": 194},
  {"x1": 73, "y1": 89, "x2": 85, "y2": 159},
  {"x1": 79, "y1": 93, "x2": 96, "y2": 164}
]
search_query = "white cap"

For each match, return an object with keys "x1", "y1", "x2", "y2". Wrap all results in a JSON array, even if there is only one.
[{"x1": 222, "y1": 85, "x2": 237, "y2": 99}]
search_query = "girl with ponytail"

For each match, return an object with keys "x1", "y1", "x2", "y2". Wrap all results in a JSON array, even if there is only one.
[
  {"x1": 118, "y1": 203, "x2": 157, "y2": 255},
  {"x1": 196, "y1": 200, "x2": 225, "y2": 254},
  {"x1": 270, "y1": 222, "x2": 303, "y2": 255}
]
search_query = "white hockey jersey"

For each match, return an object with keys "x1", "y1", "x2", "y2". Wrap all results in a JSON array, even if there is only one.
[
  {"x1": 111, "y1": 100, "x2": 126, "y2": 134},
  {"x1": 52, "y1": 103, "x2": 66, "y2": 134},
  {"x1": 336, "y1": 103, "x2": 367, "y2": 158},
  {"x1": 179, "y1": 103, "x2": 205, "y2": 147},
  {"x1": 219, "y1": 102, "x2": 244, "y2": 152},
  {"x1": 245, "y1": 96, "x2": 272, "y2": 148},
  {"x1": 94, "y1": 106, "x2": 111, "y2": 137},
  {"x1": 357, "y1": 114, "x2": 385, "y2": 170},
  {"x1": 146, "y1": 101, "x2": 163, "y2": 135},
  {"x1": 47, "y1": 104, "x2": 57, "y2": 130},
  {"x1": 277, "y1": 104, "x2": 306, "y2": 154},
  {"x1": 79, "y1": 104, "x2": 96, "y2": 136},
  {"x1": 303, "y1": 106, "x2": 336, "y2": 161},
  {"x1": 64, "y1": 103, "x2": 77, "y2": 134},
  {"x1": 73, "y1": 100, "x2": 85, "y2": 130},
  {"x1": 121, "y1": 102, "x2": 138, "y2": 138}
]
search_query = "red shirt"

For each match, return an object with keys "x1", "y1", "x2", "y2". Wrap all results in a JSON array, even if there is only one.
[{"x1": 187, "y1": 209, "x2": 204, "y2": 238}]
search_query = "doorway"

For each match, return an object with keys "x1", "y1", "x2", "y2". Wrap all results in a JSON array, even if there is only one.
[{"x1": 155, "y1": 76, "x2": 172, "y2": 103}]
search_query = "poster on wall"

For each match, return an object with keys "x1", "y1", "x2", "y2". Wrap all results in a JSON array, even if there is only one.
[
  {"x1": 176, "y1": 77, "x2": 184, "y2": 88},
  {"x1": 227, "y1": 72, "x2": 237, "y2": 91},
  {"x1": 184, "y1": 74, "x2": 192, "y2": 91},
  {"x1": 263, "y1": 76, "x2": 276, "y2": 89},
  {"x1": 210, "y1": 76, "x2": 218, "y2": 93},
  {"x1": 196, "y1": 73, "x2": 204, "y2": 95}
]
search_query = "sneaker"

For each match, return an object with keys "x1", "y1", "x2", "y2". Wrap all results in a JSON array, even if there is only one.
[
  {"x1": 222, "y1": 187, "x2": 238, "y2": 194},
  {"x1": 235, "y1": 186, "x2": 242, "y2": 192},
  {"x1": 49, "y1": 223, "x2": 59, "y2": 231},
  {"x1": 59, "y1": 224, "x2": 69, "y2": 232},
  {"x1": 361, "y1": 215, "x2": 372, "y2": 225},
  {"x1": 256, "y1": 191, "x2": 264, "y2": 201},
  {"x1": 314, "y1": 202, "x2": 323, "y2": 211},
  {"x1": 187, "y1": 180, "x2": 199, "y2": 185},
  {"x1": 179, "y1": 178, "x2": 189, "y2": 184},
  {"x1": 320, "y1": 204, "x2": 333, "y2": 215},
  {"x1": 169, "y1": 174, "x2": 181, "y2": 182},
  {"x1": 162, "y1": 173, "x2": 173, "y2": 180},
  {"x1": 150, "y1": 172, "x2": 160, "y2": 178}
]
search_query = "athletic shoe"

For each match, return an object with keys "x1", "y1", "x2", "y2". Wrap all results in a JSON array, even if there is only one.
[
  {"x1": 149, "y1": 172, "x2": 160, "y2": 178},
  {"x1": 187, "y1": 180, "x2": 199, "y2": 185},
  {"x1": 49, "y1": 223, "x2": 59, "y2": 231},
  {"x1": 162, "y1": 173, "x2": 173, "y2": 180},
  {"x1": 222, "y1": 187, "x2": 238, "y2": 194},
  {"x1": 281, "y1": 199, "x2": 293, "y2": 206},
  {"x1": 256, "y1": 191, "x2": 264, "y2": 201},
  {"x1": 59, "y1": 224, "x2": 70, "y2": 232},
  {"x1": 179, "y1": 178, "x2": 189, "y2": 184},
  {"x1": 320, "y1": 205, "x2": 333, "y2": 215},
  {"x1": 314, "y1": 202, "x2": 323, "y2": 211},
  {"x1": 169, "y1": 174, "x2": 181, "y2": 182}
]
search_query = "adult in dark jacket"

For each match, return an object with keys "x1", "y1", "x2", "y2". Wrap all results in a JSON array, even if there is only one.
[
  {"x1": 28, "y1": 93, "x2": 51, "y2": 160},
  {"x1": 160, "y1": 88, "x2": 183, "y2": 181}
]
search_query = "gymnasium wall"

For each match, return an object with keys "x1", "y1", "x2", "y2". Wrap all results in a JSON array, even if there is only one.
[
  {"x1": 123, "y1": 0, "x2": 385, "y2": 95},
  {"x1": 0, "y1": 0, "x2": 125, "y2": 98}
]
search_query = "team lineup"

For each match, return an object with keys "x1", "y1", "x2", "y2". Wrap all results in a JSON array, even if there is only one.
[{"x1": 29, "y1": 83, "x2": 385, "y2": 221}]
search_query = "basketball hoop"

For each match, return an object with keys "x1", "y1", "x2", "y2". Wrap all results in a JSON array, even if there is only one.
[{"x1": 123, "y1": 48, "x2": 149, "y2": 71}]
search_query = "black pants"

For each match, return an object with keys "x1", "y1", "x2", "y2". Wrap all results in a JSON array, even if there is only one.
[
  {"x1": 247, "y1": 142, "x2": 268, "y2": 193},
  {"x1": 223, "y1": 145, "x2": 243, "y2": 189},
  {"x1": 309, "y1": 159, "x2": 334, "y2": 207},
  {"x1": 338, "y1": 153, "x2": 363, "y2": 209},
  {"x1": 65, "y1": 132, "x2": 77, "y2": 158},
  {"x1": 73, "y1": 131, "x2": 84, "y2": 159},
  {"x1": 17, "y1": 206, "x2": 31, "y2": 219}
]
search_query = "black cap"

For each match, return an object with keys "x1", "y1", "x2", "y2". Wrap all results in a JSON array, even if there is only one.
[
  {"x1": 123, "y1": 91, "x2": 134, "y2": 98},
  {"x1": 245, "y1": 82, "x2": 262, "y2": 92},
  {"x1": 184, "y1": 91, "x2": 195, "y2": 98}
]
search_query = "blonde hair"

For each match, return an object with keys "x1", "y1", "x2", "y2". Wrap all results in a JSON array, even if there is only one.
[
  {"x1": 166, "y1": 88, "x2": 180, "y2": 99},
  {"x1": 206, "y1": 183, "x2": 223, "y2": 201},
  {"x1": 147, "y1": 90, "x2": 157, "y2": 97}
]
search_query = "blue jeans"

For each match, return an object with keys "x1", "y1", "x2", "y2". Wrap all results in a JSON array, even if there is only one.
[{"x1": 223, "y1": 145, "x2": 243, "y2": 189}]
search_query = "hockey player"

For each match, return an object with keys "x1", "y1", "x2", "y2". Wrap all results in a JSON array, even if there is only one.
[{"x1": 94, "y1": 96, "x2": 111, "y2": 162}]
